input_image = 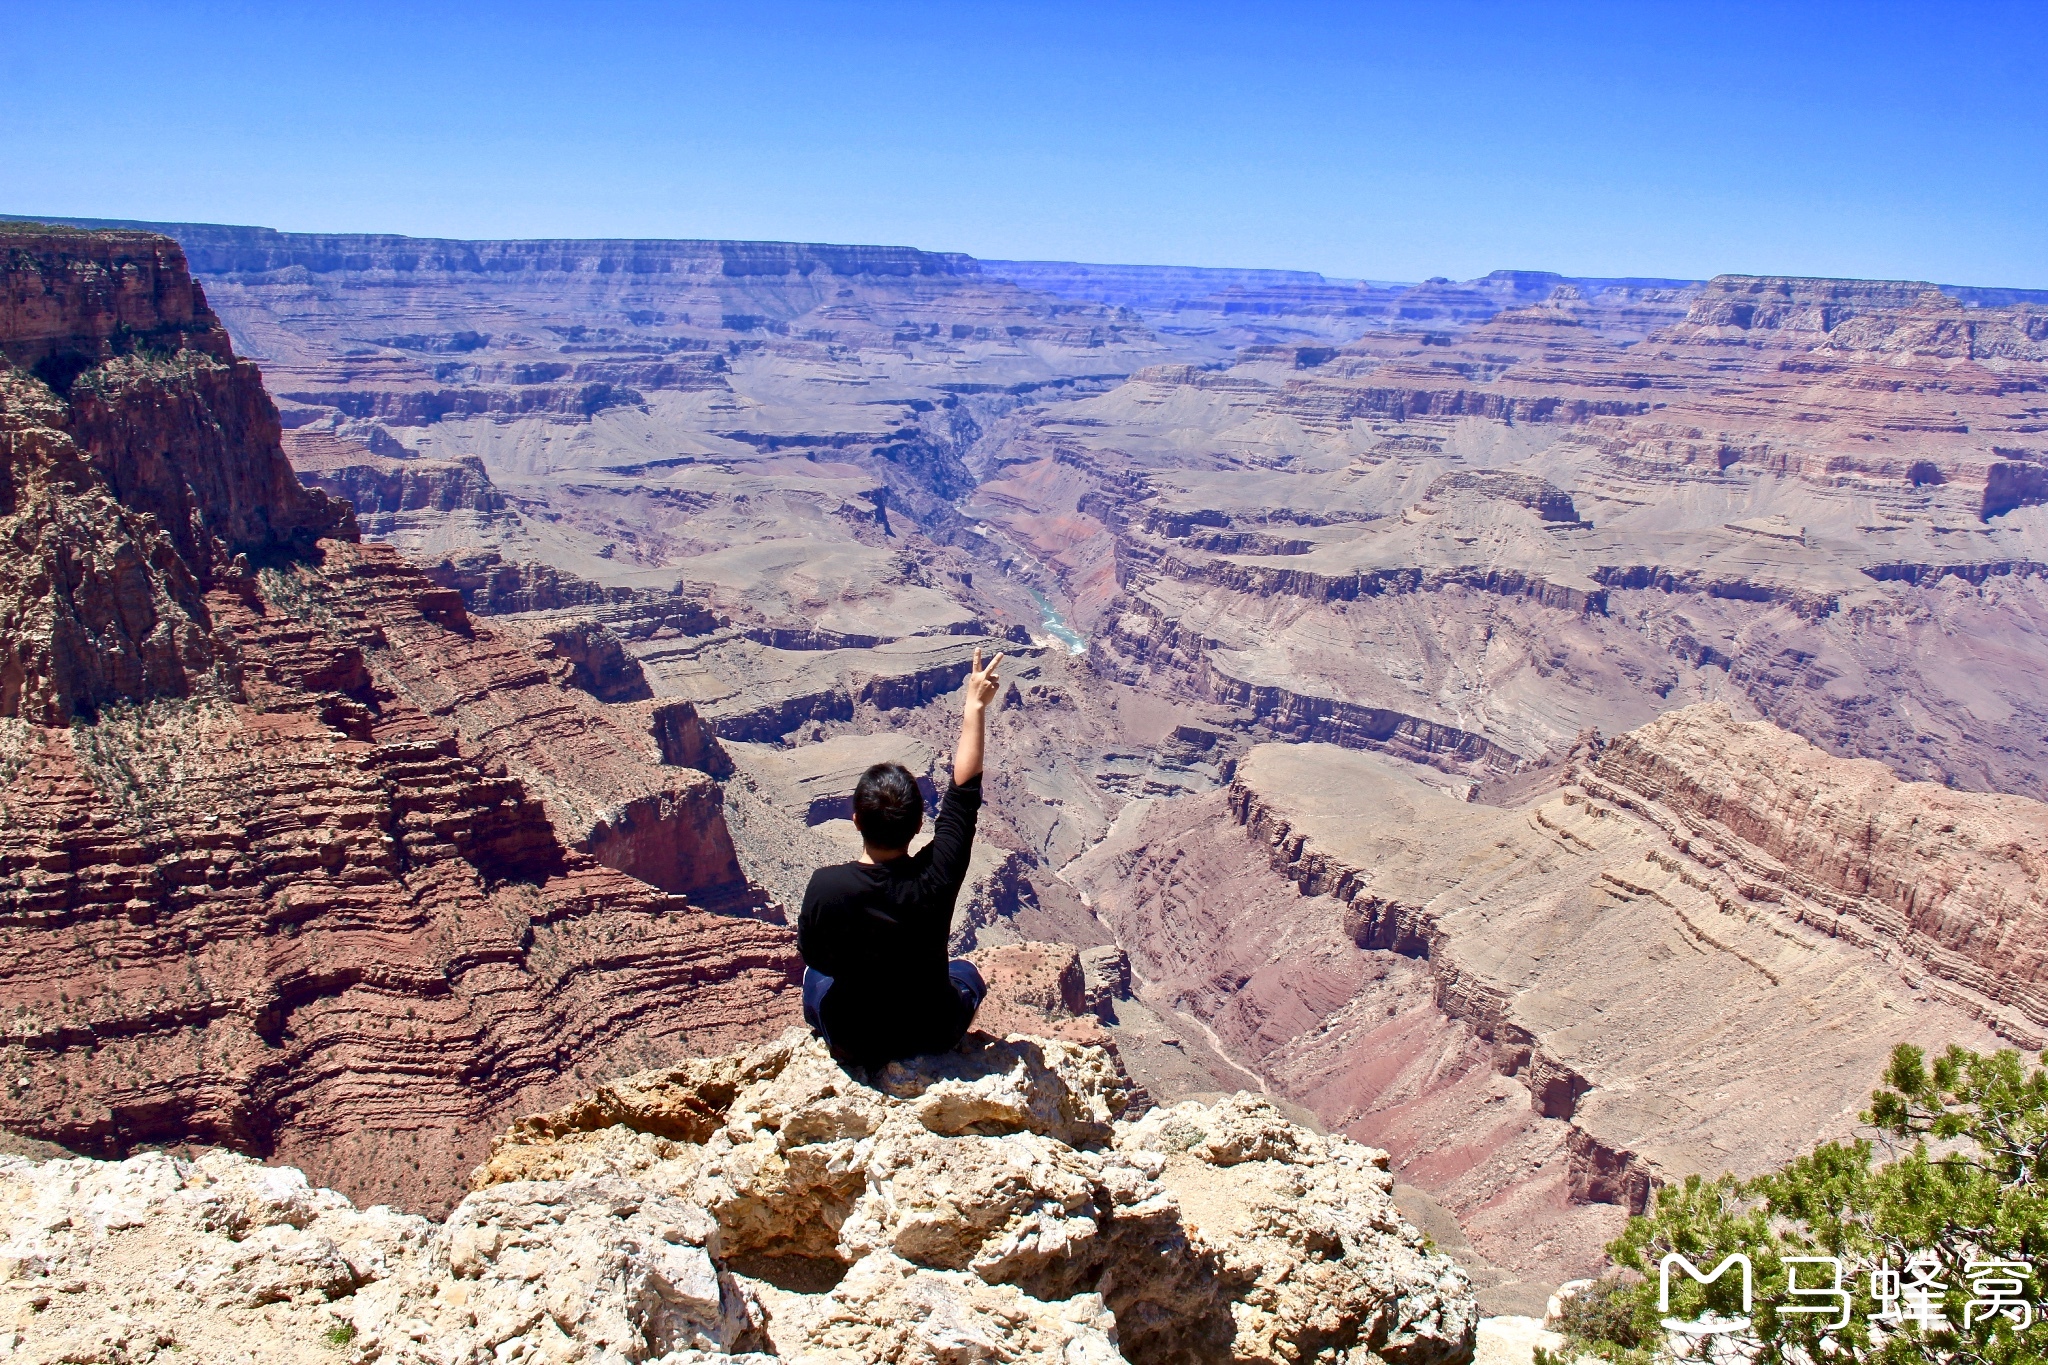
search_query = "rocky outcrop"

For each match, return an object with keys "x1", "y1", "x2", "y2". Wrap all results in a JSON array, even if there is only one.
[
  {"x1": 2, "y1": 226, "x2": 349, "y2": 569},
  {"x1": 418, "y1": 549, "x2": 644, "y2": 616},
  {"x1": 1982, "y1": 457, "x2": 2048, "y2": 520},
  {"x1": 2, "y1": 223, "x2": 232, "y2": 380},
  {"x1": 476, "y1": 1029, "x2": 1477, "y2": 1364},
  {"x1": 1421, "y1": 472, "x2": 1584, "y2": 526},
  {"x1": 541, "y1": 619, "x2": 656, "y2": 702},
  {"x1": 0, "y1": 227, "x2": 797, "y2": 1212},
  {"x1": 0, "y1": 366, "x2": 227, "y2": 721},
  {"x1": 0, "y1": 1030, "x2": 1478, "y2": 1364},
  {"x1": 651, "y1": 700, "x2": 734, "y2": 778},
  {"x1": 0, "y1": 228, "x2": 354, "y2": 723},
  {"x1": 283, "y1": 429, "x2": 509, "y2": 528}
]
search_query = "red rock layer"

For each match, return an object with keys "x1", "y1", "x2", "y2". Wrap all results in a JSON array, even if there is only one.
[
  {"x1": 1584, "y1": 704, "x2": 2048, "y2": 1031},
  {"x1": 2, "y1": 226, "x2": 349, "y2": 581},
  {"x1": 0, "y1": 228, "x2": 799, "y2": 1212},
  {"x1": 1064, "y1": 793, "x2": 1622, "y2": 1283},
  {"x1": 1, "y1": 224, "x2": 229, "y2": 372}
]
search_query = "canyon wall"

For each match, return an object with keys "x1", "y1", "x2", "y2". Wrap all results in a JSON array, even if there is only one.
[
  {"x1": 0, "y1": 225, "x2": 799, "y2": 1213},
  {"x1": 1067, "y1": 703, "x2": 2042, "y2": 1284},
  {"x1": 967, "y1": 270, "x2": 2048, "y2": 801}
]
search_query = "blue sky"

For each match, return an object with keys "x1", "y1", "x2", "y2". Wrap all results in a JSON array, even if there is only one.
[{"x1": 4, "y1": 1, "x2": 2043, "y2": 285}]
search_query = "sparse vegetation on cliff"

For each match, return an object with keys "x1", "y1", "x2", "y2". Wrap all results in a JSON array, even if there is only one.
[
  {"x1": 1548, "y1": 1044, "x2": 2048, "y2": 1364},
  {"x1": 256, "y1": 560, "x2": 348, "y2": 633},
  {"x1": 67, "y1": 696, "x2": 241, "y2": 821},
  {"x1": 66, "y1": 345, "x2": 209, "y2": 401}
]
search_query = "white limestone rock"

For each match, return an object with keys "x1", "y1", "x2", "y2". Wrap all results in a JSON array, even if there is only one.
[{"x1": 0, "y1": 1030, "x2": 1478, "y2": 1363}]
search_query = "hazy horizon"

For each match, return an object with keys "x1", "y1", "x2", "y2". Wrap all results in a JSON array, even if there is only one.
[{"x1": 5, "y1": 1, "x2": 2044, "y2": 288}]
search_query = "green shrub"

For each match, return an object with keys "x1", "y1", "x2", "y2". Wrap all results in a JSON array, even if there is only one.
[
  {"x1": 1559, "y1": 1043, "x2": 2048, "y2": 1364},
  {"x1": 1548, "y1": 1275, "x2": 1652, "y2": 1361}
]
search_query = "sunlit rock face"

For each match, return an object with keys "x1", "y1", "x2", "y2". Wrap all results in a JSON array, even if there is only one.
[
  {"x1": 0, "y1": 1030, "x2": 1478, "y2": 1364},
  {"x1": 0, "y1": 225, "x2": 798, "y2": 1214}
]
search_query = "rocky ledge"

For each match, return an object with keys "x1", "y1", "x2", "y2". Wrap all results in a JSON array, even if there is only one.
[{"x1": 0, "y1": 1030, "x2": 1476, "y2": 1365}]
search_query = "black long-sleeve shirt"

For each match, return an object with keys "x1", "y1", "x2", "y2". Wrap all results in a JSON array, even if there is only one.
[{"x1": 797, "y1": 774, "x2": 982, "y2": 1067}]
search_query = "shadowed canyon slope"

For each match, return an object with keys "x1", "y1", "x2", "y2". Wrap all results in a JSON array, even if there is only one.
[{"x1": 8, "y1": 217, "x2": 2048, "y2": 1311}]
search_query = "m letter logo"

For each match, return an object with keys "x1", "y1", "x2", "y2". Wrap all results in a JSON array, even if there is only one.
[{"x1": 1659, "y1": 1253, "x2": 1754, "y2": 1314}]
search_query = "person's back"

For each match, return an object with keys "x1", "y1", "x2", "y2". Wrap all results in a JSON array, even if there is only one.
[{"x1": 797, "y1": 650, "x2": 1002, "y2": 1068}]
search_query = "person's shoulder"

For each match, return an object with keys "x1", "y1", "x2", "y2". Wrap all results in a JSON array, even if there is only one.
[{"x1": 806, "y1": 861, "x2": 876, "y2": 897}]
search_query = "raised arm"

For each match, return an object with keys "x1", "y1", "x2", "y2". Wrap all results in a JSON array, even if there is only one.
[
  {"x1": 953, "y1": 648, "x2": 1002, "y2": 784},
  {"x1": 915, "y1": 650, "x2": 1002, "y2": 906}
]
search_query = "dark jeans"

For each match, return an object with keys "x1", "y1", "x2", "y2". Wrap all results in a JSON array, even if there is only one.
[{"x1": 802, "y1": 961, "x2": 988, "y2": 1047}]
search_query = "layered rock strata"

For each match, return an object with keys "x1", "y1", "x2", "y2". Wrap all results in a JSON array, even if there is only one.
[
  {"x1": 0, "y1": 226, "x2": 797, "y2": 1211},
  {"x1": 1067, "y1": 704, "x2": 2034, "y2": 1283},
  {"x1": 969, "y1": 272, "x2": 2048, "y2": 801},
  {"x1": 282, "y1": 429, "x2": 511, "y2": 534}
]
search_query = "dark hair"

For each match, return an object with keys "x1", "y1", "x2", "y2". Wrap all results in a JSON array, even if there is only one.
[{"x1": 853, "y1": 762, "x2": 923, "y2": 850}]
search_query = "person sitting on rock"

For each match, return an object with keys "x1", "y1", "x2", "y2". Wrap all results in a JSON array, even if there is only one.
[{"x1": 798, "y1": 649, "x2": 1003, "y2": 1068}]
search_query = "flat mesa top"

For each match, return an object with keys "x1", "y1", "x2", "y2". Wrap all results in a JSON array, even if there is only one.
[
  {"x1": 0, "y1": 220, "x2": 167, "y2": 246},
  {"x1": 1234, "y1": 741, "x2": 1500, "y2": 860}
]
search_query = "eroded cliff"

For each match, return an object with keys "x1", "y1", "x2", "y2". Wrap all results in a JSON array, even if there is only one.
[
  {"x1": 1067, "y1": 703, "x2": 2040, "y2": 1284},
  {"x1": 0, "y1": 225, "x2": 798, "y2": 1212}
]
